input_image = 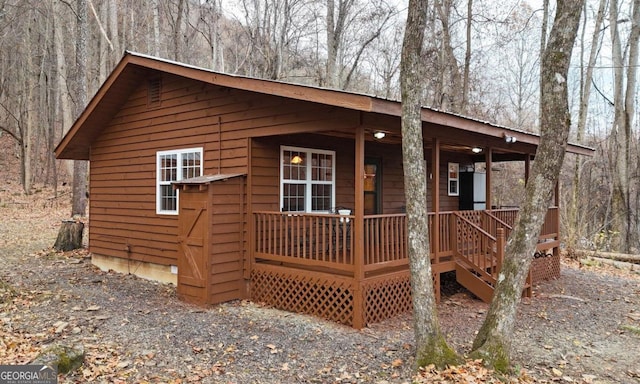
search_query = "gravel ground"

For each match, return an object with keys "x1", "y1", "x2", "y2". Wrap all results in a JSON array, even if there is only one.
[{"x1": 1, "y1": 188, "x2": 640, "y2": 383}]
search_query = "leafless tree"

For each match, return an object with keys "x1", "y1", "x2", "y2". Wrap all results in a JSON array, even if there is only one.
[
  {"x1": 71, "y1": 0, "x2": 89, "y2": 216},
  {"x1": 470, "y1": 0, "x2": 584, "y2": 371},
  {"x1": 400, "y1": 0, "x2": 460, "y2": 369}
]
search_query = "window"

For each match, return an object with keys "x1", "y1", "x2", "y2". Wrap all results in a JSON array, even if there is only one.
[
  {"x1": 448, "y1": 162, "x2": 459, "y2": 196},
  {"x1": 157, "y1": 148, "x2": 203, "y2": 214},
  {"x1": 281, "y1": 146, "x2": 335, "y2": 212}
]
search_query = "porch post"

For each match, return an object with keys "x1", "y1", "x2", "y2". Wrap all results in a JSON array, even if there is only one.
[
  {"x1": 431, "y1": 138, "x2": 440, "y2": 264},
  {"x1": 485, "y1": 147, "x2": 492, "y2": 210},
  {"x1": 353, "y1": 123, "x2": 366, "y2": 329}
]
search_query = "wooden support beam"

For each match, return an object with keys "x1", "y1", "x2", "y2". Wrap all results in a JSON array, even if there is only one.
[
  {"x1": 432, "y1": 138, "x2": 440, "y2": 263},
  {"x1": 485, "y1": 147, "x2": 492, "y2": 210},
  {"x1": 353, "y1": 122, "x2": 366, "y2": 329}
]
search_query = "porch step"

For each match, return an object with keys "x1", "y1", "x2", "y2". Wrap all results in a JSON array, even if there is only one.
[{"x1": 455, "y1": 261, "x2": 494, "y2": 303}]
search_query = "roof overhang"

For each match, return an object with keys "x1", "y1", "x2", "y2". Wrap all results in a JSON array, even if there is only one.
[{"x1": 55, "y1": 51, "x2": 594, "y2": 160}]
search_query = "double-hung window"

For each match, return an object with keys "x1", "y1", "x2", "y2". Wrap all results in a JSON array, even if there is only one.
[
  {"x1": 280, "y1": 146, "x2": 335, "y2": 212},
  {"x1": 157, "y1": 147, "x2": 203, "y2": 214}
]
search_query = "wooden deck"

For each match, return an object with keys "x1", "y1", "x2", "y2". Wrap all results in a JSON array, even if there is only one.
[{"x1": 251, "y1": 207, "x2": 560, "y2": 328}]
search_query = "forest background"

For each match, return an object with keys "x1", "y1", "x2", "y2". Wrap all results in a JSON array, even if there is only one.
[{"x1": 0, "y1": 0, "x2": 637, "y2": 254}]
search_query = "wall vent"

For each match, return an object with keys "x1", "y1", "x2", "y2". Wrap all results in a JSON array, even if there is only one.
[{"x1": 147, "y1": 78, "x2": 162, "y2": 108}]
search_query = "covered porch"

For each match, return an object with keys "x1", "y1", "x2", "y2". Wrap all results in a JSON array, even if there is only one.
[
  {"x1": 251, "y1": 207, "x2": 560, "y2": 328},
  {"x1": 248, "y1": 124, "x2": 568, "y2": 329}
]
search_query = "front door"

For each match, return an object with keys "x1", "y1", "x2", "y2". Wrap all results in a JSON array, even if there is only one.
[{"x1": 364, "y1": 158, "x2": 381, "y2": 215}]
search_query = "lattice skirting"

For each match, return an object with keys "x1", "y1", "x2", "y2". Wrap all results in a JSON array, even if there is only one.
[
  {"x1": 362, "y1": 271, "x2": 413, "y2": 325},
  {"x1": 530, "y1": 252, "x2": 561, "y2": 284},
  {"x1": 250, "y1": 265, "x2": 355, "y2": 326}
]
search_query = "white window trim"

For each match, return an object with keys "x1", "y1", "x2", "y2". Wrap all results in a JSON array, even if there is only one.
[
  {"x1": 280, "y1": 145, "x2": 336, "y2": 213},
  {"x1": 448, "y1": 162, "x2": 459, "y2": 196},
  {"x1": 156, "y1": 147, "x2": 203, "y2": 215}
]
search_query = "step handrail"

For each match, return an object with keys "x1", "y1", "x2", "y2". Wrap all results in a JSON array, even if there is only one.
[
  {"x1": 453, "y1": 212, "x2": 505, "y2": 285},
  {"x1": 483, "y1": 210, "x2": 513, "y2": 231},
  {"x1": 453, "y1": 211, "x2": 496, "y2": 241}
]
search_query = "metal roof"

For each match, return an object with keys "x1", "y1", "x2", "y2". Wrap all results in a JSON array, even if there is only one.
[{"x1": 55, "y1": 51, "x2": 594, "y2": 160}]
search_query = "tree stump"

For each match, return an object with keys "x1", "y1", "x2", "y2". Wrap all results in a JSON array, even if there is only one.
[{"x1": 53, "y1": 220, "x2": 84, "y2": 251}]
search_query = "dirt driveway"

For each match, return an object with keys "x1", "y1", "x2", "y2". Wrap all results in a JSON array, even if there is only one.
[{"x1": 1, "y1": 188, "x2": 639, "y2": 383}]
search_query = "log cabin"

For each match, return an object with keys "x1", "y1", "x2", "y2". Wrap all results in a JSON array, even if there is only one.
[{"x1": 55, "y1": 51, "x2": 593, "y2": 328}]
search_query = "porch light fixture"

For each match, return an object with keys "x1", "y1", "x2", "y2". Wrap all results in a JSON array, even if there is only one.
[
  {"x1": 471, "y1": 147, "x2": 482, "y2": 153},
  {"x1": 504, "y1": 134, "x2": 517, "y2": 143},
  {"x1": 373, "y1": 131, "x2": 386, "y2": 139},
  {"x1": 290, "y1": 155, "x2": 304, "y2": 164}
]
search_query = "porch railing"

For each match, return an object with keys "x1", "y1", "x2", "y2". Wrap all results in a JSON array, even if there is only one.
[
  {"x1": 453, "y1": 211, "x2": 504, "y2": 284},
  {"x1": 363, "y1": 214, "x2": 407, "y2": 271},
  {"x1": 253, "y1": 212, "x2": 355, "y2": 273},
  {"x1": 253, "y1": 207, "x2": 558, "y2": 275},
  {"x1": 488, "y1": 207, "x2": 559, "y2": 240}
]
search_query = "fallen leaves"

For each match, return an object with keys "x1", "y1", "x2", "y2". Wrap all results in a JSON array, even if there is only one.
[{"x1": 414, "y1": 360, "x2": 538, "y2": 383}]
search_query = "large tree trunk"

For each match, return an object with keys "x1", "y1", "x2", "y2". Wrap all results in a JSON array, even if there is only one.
[
  {"x1": 400, "y1": 0, "x2": 460, "y2": 369},
  {"x1": 470, "y1": 0, "x2": 583, "y2": 372},
  {"x1": 71, "y1": 0, "x2": 89, "y2": 217}
]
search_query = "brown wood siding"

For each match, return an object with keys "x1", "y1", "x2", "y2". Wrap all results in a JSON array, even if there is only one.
[
  {"x1": 88, "y1": 70, "x2": 475, "y2": 267},
  {"x1": 209, "y1": 177, "x2": 246, "y2": 304},
  {"x1": 89, "y1": 72, "x2": 353, "y2": 267},
  {"x1": 249, "y1": 136, "x2": 471, "y2": 214}
]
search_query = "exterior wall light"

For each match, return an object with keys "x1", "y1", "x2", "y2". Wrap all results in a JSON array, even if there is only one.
[
  {"x1": 504, "y1": 134, "x2": 517, "y2": 143},
  {"x1": 471, "y1": 147, "x2": 482, "y2": 153},
  {"x1": 373, "y1": 131, "x2": 386, "y2": 139}
]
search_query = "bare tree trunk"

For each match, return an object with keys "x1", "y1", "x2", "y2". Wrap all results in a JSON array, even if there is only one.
[
  {"x1": 608, "y1": 0, "x2": 637, "y2": 253},
  {"x1": 400, "y1": 0, "x2": 460, "y2": 369},
  {"x1": 108, "y1": 0, "x2": 119, "y2": 59},
  {"x1": 434, "y1": 0, "x2": 462, "y2": 113},
  {"x1": 470, "y1": 0, "x2": 583, "y2": 371},
  {"x1": 568, "y1": 0, "x2": 605, "y2": 249},
  {"x1": 21, "y1": 18, "x2": 35, "y2": 195},
  {"x1": 173, "y1": 0, "x2": 186, "y2": 61},
  {"x1": 325, "y1": 0, "x2": 339, "y2": 87},
  {"x1": 72, "y1": 0, "x2": 88, "y2": 217},
  {"x1": 54, "y1": 0, "x2": 74, "y2": 181},
  {"x1": 151, "y1": 0, "x2": 161, "y2": 56},
  {"x1": 622, "y1": 0, "x2": 640, "y2": 250},
  {"x1": 461, "y1": 0, "x2": 472, "y2": 113}
]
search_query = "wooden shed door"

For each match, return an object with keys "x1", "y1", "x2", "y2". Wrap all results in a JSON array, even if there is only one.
[{"x1": 177, "y1": 200, "x2": 207, "y2": 289}]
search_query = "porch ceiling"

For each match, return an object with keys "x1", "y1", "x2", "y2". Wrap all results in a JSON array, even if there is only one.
[{"x1": 316, "y1": 126, "x2": 539, "y2": 161}]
